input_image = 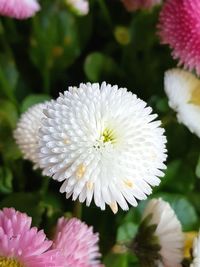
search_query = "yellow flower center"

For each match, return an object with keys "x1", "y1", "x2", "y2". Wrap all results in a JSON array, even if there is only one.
[
  {"x1": 0, "y1": 257, "x2": 23, "y2": 267},
  {"x1": 189, "y1": 85, "x2": 200, "y2": 106},
  {"x1": 102, "y1": 128, "x2": 116, "y2": 144},
  {"x1": 184, "y1": 231, "x2": 198, "y2": 259}
]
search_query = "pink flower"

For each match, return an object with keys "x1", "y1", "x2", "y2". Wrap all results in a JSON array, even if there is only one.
[
  {"x1": 158, "y1": 0, "x2": 200, "y2": 75},
  {"x1": 52, "y1": 217, "x2": 103, "y2": 267},
  {"x1": 0, "y1": 208, "x2": 104, "y2": 267},
  {"x1": 0, "y1": 208, "x2": 65, "y2": 267},
  {"x1": 122, "y1": 0, "x2": 161, "y2": 12},
  {"x1": 0, "y1": 0, "x2": 40, "y2": 19}
]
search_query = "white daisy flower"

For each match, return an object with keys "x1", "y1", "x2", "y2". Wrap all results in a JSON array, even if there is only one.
[
  {"x1": 66, "y1": 0, "x2": 89, "y2": 16},
  {"x1": 142, "y1": 198, "x2": 184, "y2": 267},
  {"x1": 14, "y1": 102, "x2": 49, "y2": 169},
  {"x1": 164, "y1": 68, "x2": 200, "y2": 138},
  {"x1": 191, "y1": 231, "x2": 200, "y2": 267},
  {"x1": 38, "y1": 82, "x2": 167, "y2": 213}
]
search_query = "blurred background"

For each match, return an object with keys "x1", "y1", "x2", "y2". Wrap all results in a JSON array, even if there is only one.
[{"x1": 0, "y1": 1, "x2": 199, "y2": 266}]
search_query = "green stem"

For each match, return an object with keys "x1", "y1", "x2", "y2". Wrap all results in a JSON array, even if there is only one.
[
  {"x1": 0, "y1": 20, "x2": 12, "y2": 55},
  {"x1": 73, "y1": 201, "x2": 82, "y2": 219},
  {"x1": 11, "y1": 160, "x2": 26, "y2": 191},
  {"x1": 161, "y1": 114, "x2": 175, "y2": 127},
  {"x1": 0, "y1": 67, "x2": 18, "y2": 105},
  {"x1": 43, "y1": 68, "x2": 50, "y2": 94},
  {"x1": 39, "y1": 176, "x2": 50, "y2": 196},
  {"x1": 0, "y1": 20, "x2": 18, "y2": 106},
  {"x1": 98, "y1": 0, "x2": 113, "y2": 30}
]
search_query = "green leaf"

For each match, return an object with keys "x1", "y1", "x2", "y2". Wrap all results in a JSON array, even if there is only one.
[
  {"x1": 0, "y1": 192, "x2": 45, "y2": 226},
  {"x1": 0, "y1": 122, "x2": 20, "y2": 162},
  {"x1": 104, "y1": 253, "x2": 129, "y2": 267},
  {"x1": 119, "y1": 204, "x2": 143, "y2": 226},
  {"x1": 130, "y1": 11, "x2": 158, "y2": 50},
  {"x1": 0, "y1": 53, "x2": 19, "y2": 100},
  {"x1": 158, "y1": 160, "x2": 181, "y2": 190},
  {"x1": 0, "y1": 100, "x2": 20, "y2": 161},
  {"x1": 30, "y1": 3, "x2": 81, "y2": 89},
  {"x1": 0, "y1": 137, "x2": 21, "y2": 162},
  {"x1": 41, "y1": 192, "x2": 65, "y2": 216},
  {"x1": 76, "y1": 15, "x2": 93, "y2": 49},
  {"x1": 38, "y1": 191, "x2": 66, "y2": 233},
  {"x1": 155, "y1": 98, "x2": 169, "y2": 113},
  {"x1": 84, "y1": 52, "x2": 119, "y2": 82},
  {"x1": 117, "y1": 222, "x2": 138, "y2": 243},
  {"x1": 0, "y1": 167, "x2": 13, "y2": 194},
  {"x1": 21, "y1": 94, "x2": 51, "y2": 113},
  {"x1": 158, "y1": 160, "x2": 195, "y2": 193},
  {"x1": 0, "y1": 99, "x2": 18, "y2": 128}
]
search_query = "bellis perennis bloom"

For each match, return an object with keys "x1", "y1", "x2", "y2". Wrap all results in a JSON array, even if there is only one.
[
  {"x1": 0, "y1": 0, "x2": 40, "y2": 19},
  {"x1": 164, "y1": 69, "x2": 200, "y2": 138},
  {"x1": 122, "y1": 0, "x2": 162, "y2": 12},
  {"x1": 14, "y1": 102, "x2": 49, "y2": 169},
  {"x1": 0, "y1": 208, "x2": 65, "y2": 267},
  {"x1": 142, "y1": 198, "x2": 184, "y2": 267},
  {"x1": 38, "y1": 82, "x2": 167, "y2": 213},
  {"x1": 158, "y1": 0, "x2": 200, "y2": 75},
  {"x1": 0, "y1": 208, "x2": 103, "y2": 267},
  {"x1": 66, "y1": 0, "x2": 89, "y2": 16},
  {"x1": 52, "y1": 217, "x2": 103, "y2": 267},
  {"x1": 191, "y1": 231, "x2": 200, "y2": 267}
]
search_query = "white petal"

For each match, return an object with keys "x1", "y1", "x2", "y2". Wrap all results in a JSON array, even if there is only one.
[
  {"x1": 164, "y1": 68, "x2": 200, "y2": 138},
  {"x1": 38, "y1": 82, "x2": 167, "y2": 212},
  {"x1": 143, "y1": 198, "x2": 184, "y2": 267}
]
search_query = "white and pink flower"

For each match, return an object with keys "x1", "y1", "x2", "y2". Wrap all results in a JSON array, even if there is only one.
[{"x1": 0, "y1": 0, "x2": 40, "y2": 19}]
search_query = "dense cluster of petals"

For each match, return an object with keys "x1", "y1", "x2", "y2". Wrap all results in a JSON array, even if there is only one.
[
  {"x1": 158, "y1": 0, "x2": 200, "y2": 75},
  {"x1": 0, "y1": 208, "x2": 103, "y2": 267},
  {"x1": 53, "y1": 217, "x2": 102, "y2": 267},
  {"x1": 14, "y1": 102, "x2": 48, "y2": 169},
  {"x1": 0, "y1": 208, "x2": 64, "y2": 267},
  {"x1": 0, "y1": 0, "x2": 40, "y2": 19},
  {"x1": 38, "y1": 82, "x2": 167, "y2": 212}
]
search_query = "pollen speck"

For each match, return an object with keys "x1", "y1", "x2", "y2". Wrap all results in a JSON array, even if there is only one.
[
  {"x1": 124, "y1": 179, "x2": 133, "y2": 188},
  {"x1": 86, "y1": 181, "x2": 93, "y2": 190},
  {"x1": 110, "y1": 202, "x2": 118, "y2": 214},
  {"x1": 76, "y1": 164, "x2": 86, "y2": 179}
]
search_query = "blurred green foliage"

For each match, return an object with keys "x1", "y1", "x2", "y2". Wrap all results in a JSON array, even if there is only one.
[{"x1": 0, "y1": 1, "x2": 200, "y2": 266}]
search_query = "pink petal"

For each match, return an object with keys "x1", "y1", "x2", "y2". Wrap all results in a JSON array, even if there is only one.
[
  {"x1": 158, "y1": 0, "x2": 200, "y2": 75},
  {"x1": 0, "y1": 0, "x2": 40, "y2": 19}
]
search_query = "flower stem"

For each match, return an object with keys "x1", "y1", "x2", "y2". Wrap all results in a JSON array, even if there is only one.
[
  {"x1": 39, "y1": 176, "x2": 50, "y2": 196},
  {"x1": 73, "y1": 201, "x2": 82, "y2": 219},
  {"x1": 98, "y1": 0, "x2": 113, "y2": 30},
  {"x1": 0, "y1": 20, "x2": 18, "y2": 106},
  {"x1": 43, "y1": 68, "x2": 50, "y2": 94}
]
